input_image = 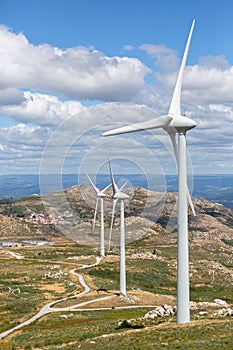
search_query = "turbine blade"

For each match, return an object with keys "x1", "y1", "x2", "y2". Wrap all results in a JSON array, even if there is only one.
[
  {"x1": 169, "y1": 134, "x2": 196, "y2": 216},
  {"x1": 187, "y1": 188, "x2": 196, "y2": 216},
  {"x1": 108, "y1": 159, "x2": 118, "y2": 194},
  {"x1": 169, "y1": 133, "x2": 178, "y2": 161},
  {"x1": 102, "y1": 183, "x2": 112, "y2": 193},
  {"x1": 120, "y1": 182, "x2": 128, "y2": 191},
  {"x1": 93, "y1": 197, "x2": 99, "y2": 229},
  {"x1": 86, "y1": 173, "x2": 100, "y2": 195},
  {"x1": 169, "y1": 19, "x2": 195, "y2": 117},
  {"x1": 102, "y1": 115, "x2": 172, "y2": 137},
  {"x1": 108, "y1": 199, "x2": 117, "y2": 250}
]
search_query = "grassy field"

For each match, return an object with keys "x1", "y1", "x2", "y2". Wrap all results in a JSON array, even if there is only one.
[
  {"x1": 1, "y1": 310, "x2": 232, "y2": 349},
  {"x1": 0, "y1": 243, "x2": 95, "y2": 333},
  {"x1": 0, "y1": 236, "x2": 232, "y2": 349}
]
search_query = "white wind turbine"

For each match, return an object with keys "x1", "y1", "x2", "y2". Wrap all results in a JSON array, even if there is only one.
[
  {"x1": 108, "y1": 160, "x2": 129, "y2": 297},
  {"x1": 86, "y1": 174, "x2": 111, "y2": 258},
  {"x1": 108, "y1": 179, "x2": 128, "y2": 252},
  {"x1": 102, "y1": 20, "x2": 196, "y2": 323}
]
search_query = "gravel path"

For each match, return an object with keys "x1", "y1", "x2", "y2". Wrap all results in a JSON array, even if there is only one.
[{"x1": 0, "y1": 256, "x2": 102, "y2": 340}]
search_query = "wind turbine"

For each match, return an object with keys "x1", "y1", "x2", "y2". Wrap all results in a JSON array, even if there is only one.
[
  {"x1": 108, "y1": 160, "x2": 129, "y2": 297},
  {"x1": 108, "y1": 181, "x2": 128, "y2": 251},
  {"x1": 86, "y1": 174, "x2": 111, "y2": 258},
  {"x1": 102, "y1": 20, "x2": 196, "y2": 323}
]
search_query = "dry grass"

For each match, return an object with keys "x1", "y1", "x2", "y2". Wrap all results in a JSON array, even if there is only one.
[{"x1": 54, "y1": 289, "x2": 176, "y2": 310}]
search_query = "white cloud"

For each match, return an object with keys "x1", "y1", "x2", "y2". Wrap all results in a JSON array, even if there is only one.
[
  {"x1": 0, "y1": 88, "x2": 25, "y2": 106},
  {"x1": 140, "y1": 44, "x2": 179, "y2": 73},
  {"x1": 0, "y1": 91, "x2": 86, "y2": 126},
  {"x1": 0, "y1": 25, "x2": 233, "y2": 175},
  {"x1": 0, "y1": 123, "x2": 50, "y2": 148},
  {"x1": 183, "y1": 65, "x2": 233, "y2": 105},
  {"x1": 0, "y1": 123, "x2": 50, "y2": 173},
  {"x1": 140, "y1": 43, "x2": 233, "y2": 109},
  {"x1": 0, "y1": 104, "x2": 165, "y2": 174},
  {"x1": 0, "y1": 26, "x2": 150, "y2": 102},
  {"x1": 123, "y1": 45, "x2": 134, "y2": 51},
  {"x1": 198, "y1": 55, "x2": 230, "y2": 70}
]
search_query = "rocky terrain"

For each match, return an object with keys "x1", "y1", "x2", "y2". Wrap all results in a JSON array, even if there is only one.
[
  {"x1": 0, "y1": 185, "x2": 233, "y2": 248},
  {"x1": 0, "y1": 185, "x2": 232, "y2": 349}
]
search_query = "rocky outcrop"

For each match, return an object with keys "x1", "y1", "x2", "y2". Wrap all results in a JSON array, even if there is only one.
[
  {"x1": 144, "y1": 299, "x2": 233, "y2": 319},
  {"x1": 118, "y1": 299, "x2": 233, "y2": 328},
  {"x1": 144, "y1": 304, "x2": 176, "y2": 318},
  {"x1": 190, "y1": 299, "x2": 233, "y2": 317}
]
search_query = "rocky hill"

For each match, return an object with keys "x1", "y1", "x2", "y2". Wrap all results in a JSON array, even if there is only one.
[{"x1": 0, "y1": 185, "x2": 233, "y2": 248}]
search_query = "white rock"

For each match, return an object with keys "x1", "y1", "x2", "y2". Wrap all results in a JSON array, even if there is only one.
[
  {"x1": 214, "y1": 299, "x2": 228, "y2": 307},
  {"x1": 199, "y1": 311, "x2": 207, "y2": 316}
]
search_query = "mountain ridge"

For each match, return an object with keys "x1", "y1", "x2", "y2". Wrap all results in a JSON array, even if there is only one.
[
  {"x1": 1, "y1": 173, "x2": 233, "y2": 208},
  {"x1": 0, "y1": 184, "x2": 233, "y2": 250}
]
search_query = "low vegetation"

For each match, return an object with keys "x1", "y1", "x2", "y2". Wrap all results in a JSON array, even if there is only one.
[{"x1": 0, "y1": 188, "x2": 232, "y2": 348}]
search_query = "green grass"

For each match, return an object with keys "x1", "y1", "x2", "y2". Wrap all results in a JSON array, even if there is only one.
[
  {"x1": 2, "y1": 311, "x2": 233, "y2": 350},
  {"x1": 0, "y1": 238, "x2": 232, "y2": 349},
  {"x1": 83, "y1": 319, "x2": 233, "y2": 350},
  {"x1": 0, "y1": 244, "x2": 95, "y2": 333},
  {"x1": 13, "y1": 243, "x2": 94, "y2": 260},
  {"x1": 6, "y1": 309, "x2": 149, "y2": 349},
  {"x1": 86, "y1": 258, "x2": 176, "y2": 295},
  {"x1": 222, "y1": 239, "x2": 233, "y2": 247},
  {"x1": 190, "y1": 284, "x2": 233, "y2": 304}
]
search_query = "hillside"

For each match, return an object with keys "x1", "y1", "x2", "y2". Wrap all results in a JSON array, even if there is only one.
[
  {"x1": 1, "y1": 185, "x2": 233, "y2": 244},
  {"x1": 0, "y1": 185, "x2": 233, "y2": 349}
]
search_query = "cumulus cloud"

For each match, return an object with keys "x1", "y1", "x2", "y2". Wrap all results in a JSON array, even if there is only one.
[
  {"x1": 0, "y1": 88, "x2": 25, "y2": 106},
  {"x1": 0, "y1": 123, "x2": 50, "y2": 148},
  {"x1": 0, "y1": 91, "x2": 86, "y2": 126},
  {"x1": 198, "y1": 55, "x2": 230, "y2": 70},
  {"x1": 39, "y1": 103, "x2": 179, "y2": 176},
  {"x1": 0, "y1": 123, "x2": 51, "y2": 173},
  {"x1": 140, "y1": 43, "x2": 233, "y2": 108},
  {"x1": 0, "y1": 25, "x2": 233, "y2": 175},
  {"x1": 140, "y1": 44, "x2": 179, "y2": 73},
  {"x1": 0, "y1": 26, "x2": 150, "y2": 102},
  {"x1": 0, "y1": 103, "x2": 165, "y2": 174},
  {"x1": 182, "y1": 64, "x2": 233, "y2": 105}
]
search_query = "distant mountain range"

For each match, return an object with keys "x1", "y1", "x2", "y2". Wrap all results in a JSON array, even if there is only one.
[{"x1": 0, "y1": 173, "x2": 233, "y2": 209}]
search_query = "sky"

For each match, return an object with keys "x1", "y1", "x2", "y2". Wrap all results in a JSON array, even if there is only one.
[{"x1": 0, "y1": 0, "x2": 233, "y2": 178}]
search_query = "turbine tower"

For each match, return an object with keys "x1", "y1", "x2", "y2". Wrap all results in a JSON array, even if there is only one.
[
  {"x1": 86, "y1": 174, "x2": 110, "y2": 258},
  {"x1": 108, "y1": 196, "x2": 117, "y2": 251},
  {"x1": 102, "y1": 20, "x2": 196, "y2": 323},
  {"x1": 108, "y1": 160, "x2": 129, "y2": 297}
]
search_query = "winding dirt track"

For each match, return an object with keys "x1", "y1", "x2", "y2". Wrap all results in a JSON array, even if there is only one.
[{"x1": 0, "y1": 256, "x2": 102, "y2": 340}]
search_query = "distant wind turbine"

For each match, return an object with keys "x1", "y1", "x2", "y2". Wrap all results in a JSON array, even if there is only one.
[
  {"x1": 108, "y1": 160, "x2": 129, "y2": 297},
  {"x1": 108, "y1": 181, "x2": 128, "y2": 252},
  {"x1": 86, "y1": 174, "x2": 111, "y2": 258},
  {"x1": 102, "y1": 20, "x2": 196, "y2": 323}
]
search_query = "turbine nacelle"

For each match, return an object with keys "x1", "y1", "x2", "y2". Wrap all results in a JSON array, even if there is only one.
[
  {"x1": 97, "y1": 191, "x2": 107, "y2": 198},
  {"x1": 112, "y1": 192, "x2": 129, "y2": 201},
  {"x1": 167, "y1": 115, "x2": 197, "y2": 134}
]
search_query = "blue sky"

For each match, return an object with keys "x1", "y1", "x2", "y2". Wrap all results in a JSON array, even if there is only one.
[
  {"x1": 0, "y1": 0, "x2": 233, "y2": 176},
  {"x1": 1, "y1": 0, "x2": 233, "y2": 60},
  {"x1": 0, "y1": 1, "x2": 229, "y2": 52}
]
